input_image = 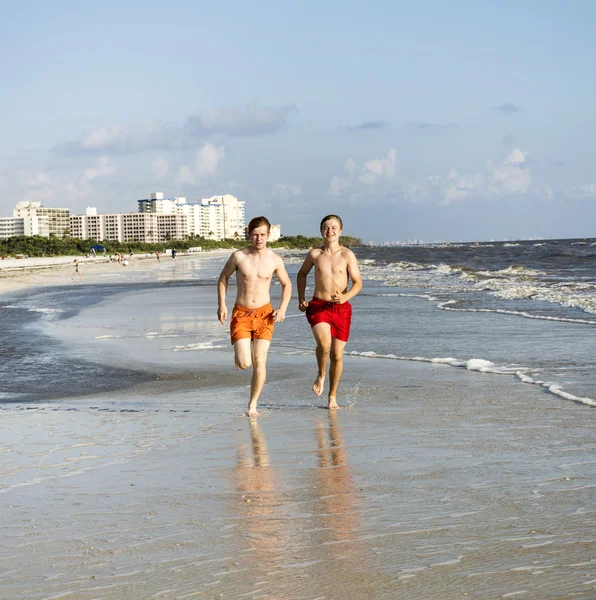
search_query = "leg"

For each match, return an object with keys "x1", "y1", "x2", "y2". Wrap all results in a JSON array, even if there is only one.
[
  {"x1": 247, "y1": 338, "x2": 270, "y2": 417},
  {"x1": 328, "y1": 337, "x2": 347, "y2": 409},
  {"x1": 233, "y1": 338, "x2": 252, "y2": 370},
  {"x1": 311, "y1": 323, "x2": 332, "y2": 397}
]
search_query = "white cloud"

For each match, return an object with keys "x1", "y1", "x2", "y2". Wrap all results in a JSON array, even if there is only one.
[
  {"x1": 438, "y1": 169, "x2": 484, "y2": 205},
  {"x1": 486, "y1": 148, "x2": 531, "y2": 194},
  {"x1": 55, "y1": 103, "x2": 297, "y2": 156},
  {"x1": 428, "y1": 148, "x2": 532, "y2": 205},
  {"x1": 66, "y1": 157, "x2": 116, "y2": 197},
  {"x1": 185, "y1": 103, "x2": 297, "y2": 137},
  {"x1": 328, "y1": 148, "x2": 397, "y2": 197},
  {"x1": 16, "y1": 157, "x2": 116, "y2": 205},
  {"x1": 263, "y1": 182, "x2": 304, "y2": 209},
  {"x1": 271, "y1": 183, "x2": 302, "y2": 198},
  {"x1": 176, "y1": 143, "x2": 225, "y2": 185}
]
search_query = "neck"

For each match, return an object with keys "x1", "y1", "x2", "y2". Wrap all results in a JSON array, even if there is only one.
[{"x1": 323, "y1": 239, "x2": 340, "y2": 252}]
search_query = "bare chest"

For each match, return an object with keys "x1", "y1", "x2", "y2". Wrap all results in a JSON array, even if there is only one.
[
  {"x1": 315, "y1": 253, "x2": 347, "y2": 278},
  {"x1": 237, "y1": 258, "x2": 274, "y2": 282}
]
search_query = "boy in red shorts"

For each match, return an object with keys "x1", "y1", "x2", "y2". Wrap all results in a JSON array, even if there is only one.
[
  {"x1": 218, "y1": 216, "x2": 292, "y2": 416},
  {"x1": 297, "y1": 215, "x2": 362, "y2": 409}
]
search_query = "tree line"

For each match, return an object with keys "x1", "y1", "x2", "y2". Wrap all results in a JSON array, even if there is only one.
[{"x1": 0, "y1": 234, "x2": 362, "y2": 258}]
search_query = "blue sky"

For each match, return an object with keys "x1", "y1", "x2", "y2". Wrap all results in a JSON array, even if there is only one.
[{"x1": 1, "y1": 0, "x2": 595, "y2": 242}]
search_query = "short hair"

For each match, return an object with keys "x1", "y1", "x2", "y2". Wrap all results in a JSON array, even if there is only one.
[
  {"x1": 320, "y1": 214, "x2": 343, "y2": 231},
  {"x1": 248, "y1": 216, "x2": 271, "y2": 234}
]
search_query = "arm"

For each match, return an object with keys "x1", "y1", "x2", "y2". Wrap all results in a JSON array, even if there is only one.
[
  {"x1": 297, "y1": 252, "x2": 315, "y2": 312},
  {"x1": 273, "y1": 257, "x2": 292, "y2": 322},
  {"x1": 217, "y1": 253, "x2": 238, "y2": 324},
  {"x1": 331, "y1": 250, "x2": 363, "y2": 303}
]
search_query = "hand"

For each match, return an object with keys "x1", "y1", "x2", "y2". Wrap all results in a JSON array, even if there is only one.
[
  {"x1": 273, "y1": 308, "x2": 286, "y2": 323},
  {"x1": 298, "y1": 300, "x2": 309, "y2": 312},
  {"x1": 331, "y1": 290, "x2": 345, "y2": 304},
  {"x1": 218, "y1": 305, "x2": 227, "y2": 324}
]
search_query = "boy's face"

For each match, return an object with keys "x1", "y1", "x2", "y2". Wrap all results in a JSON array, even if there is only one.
[
  {"x1": 250, "y1": 225, "x2": 270, "y2": 249},
  {"x1": 321, "y1": 219, "x2": 342, "y2": 241}
]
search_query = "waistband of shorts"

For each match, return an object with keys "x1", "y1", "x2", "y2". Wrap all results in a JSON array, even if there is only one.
[
  {"x1": 233, "y1": 302, "x2": 273, "y2": 316},
  {"x1": 310, "y1": 297, "x2": 351, "y2": 308}
]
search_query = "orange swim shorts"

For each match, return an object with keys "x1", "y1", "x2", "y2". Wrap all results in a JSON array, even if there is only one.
[
  {"x1": 230, "y1": 303, "x2": 275, "y2": 345},
  {"x1": 306, "y1": 297, "x2": 352, "y2": 342}
]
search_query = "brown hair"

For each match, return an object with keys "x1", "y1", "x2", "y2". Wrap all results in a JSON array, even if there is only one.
[
  {"x1": 248, "y1": 216, "x2": 271, "y2": 234},
  {"x1": 320, "y1": 214, "x2": 343, "y2": 231}
]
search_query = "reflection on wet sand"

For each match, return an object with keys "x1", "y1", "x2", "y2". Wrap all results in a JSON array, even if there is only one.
[
  {"x1": 307, "y1": 412, "x2": 396, "y2": 597},
  {"x1": 232, "y1": 418, "x2": 289, "y2": 580},
  {"x1": 227, "y1": 415, "x2": 391, "y2": 598}
]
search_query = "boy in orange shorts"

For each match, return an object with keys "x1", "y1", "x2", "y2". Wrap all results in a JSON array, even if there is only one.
[{"x1": 217, "y1": 216, "x2": 292, "y2": 416}]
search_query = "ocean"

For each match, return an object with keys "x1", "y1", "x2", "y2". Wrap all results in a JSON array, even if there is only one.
[{"x1": 1, "y1": 238, "x2": 593, "y2": 408}]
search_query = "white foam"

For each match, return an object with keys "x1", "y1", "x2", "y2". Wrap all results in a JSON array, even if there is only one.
[
  {"x1": 348, "y1": 350, "x2": 596, "y2": 408},
  {"x1": 437, "y1": 300, "x2": 596, "y2": 326},
  {"x1": 172, "y1": 341, "x2": 227, "y2": 352}
]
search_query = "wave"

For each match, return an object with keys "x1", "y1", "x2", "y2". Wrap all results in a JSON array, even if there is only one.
[
  {"x1": 172, "y1": 341, "x2": 227, "y2": 352},
  {"x1": 436, "y1": 300, "x2": 596, "y2": 325},
  {"x1": 347, "y1": 350, "x2": 596, "y2": 408},
  {"x1": 360, "y1": 256, "x2": 596, "y2": 318}
]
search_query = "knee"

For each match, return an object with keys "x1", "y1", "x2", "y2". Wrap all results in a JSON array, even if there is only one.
[
  {"x1": 330, "y1": 350, "x2": 344, "y2": 364},
  {"x1": 235, "y1": 358, "x2": 251, "y2": 370},
  {"x1": 252, "y1": 355, "x2": 267, "y2": 370},
  {"x1": 317, "y1": 342, "x2": 331, "y2": 355}
]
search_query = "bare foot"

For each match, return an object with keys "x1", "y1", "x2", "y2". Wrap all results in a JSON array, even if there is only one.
[
  {"x1": 312, "y1": 375, "x2": 325, "y2": 397},
  {"x1": 247, "y1": 405, "x2": 260, "y2": 417},
  {"x1": 327, "y1": 396, "x2": 339, "y2": 410}
]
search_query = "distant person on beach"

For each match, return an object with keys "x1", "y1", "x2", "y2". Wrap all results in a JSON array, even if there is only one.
[
  {"x1": 172, "y1": 249, "x2": 177, "y2": 261},
  {"x1": 71, "y1": 259, "x2": 83, "y2": 281},
  {"x1": 155, "y1": 251, "x2": 160, "y2": 262},
  {"x1": 297, "y1": 214, "x2": 362, "y2": 409},
  {"x1": 217, "y1": 216, "x2": 292, "y2": 417}
]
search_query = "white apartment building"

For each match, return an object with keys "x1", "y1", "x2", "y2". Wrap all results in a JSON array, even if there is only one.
[
  {"x1": 269, "y1": 224, "x2": 281, "y2": 242},
  {"x1": 13, "y1": 201, "x2": 70, "y2": 238},
  {"x1": 0, "y1": 215, "x2": 51, "y2": 239},
  {"x1": 137, "y1": 192, "x2": 245, "y2": 241},
  {"x1": 70, "y1": 207, "x2": 187, "y2": 243}
]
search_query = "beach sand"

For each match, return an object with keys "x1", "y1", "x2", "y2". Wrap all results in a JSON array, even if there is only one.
[{"x1": 1, "y1": 257, "x2": 595, "y2": 599}]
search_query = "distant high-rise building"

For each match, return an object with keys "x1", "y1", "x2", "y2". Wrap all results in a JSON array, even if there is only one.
[
  {"x1": 13, "y1": 201, "x2": 70, "y2": 237},
  {"x1": 137, "y1": 193, "x2": 245, "y2": 241}
]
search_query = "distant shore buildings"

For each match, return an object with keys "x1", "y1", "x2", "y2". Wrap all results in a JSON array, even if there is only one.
[{"x1": 0, "y1": 194, "x2": 282, "y2": 243}]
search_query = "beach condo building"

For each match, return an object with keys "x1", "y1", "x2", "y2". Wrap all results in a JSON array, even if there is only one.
[
  {"x1": 13, "y1": 201, "x2": 70, "y2": 237},
  {"x1": 217, "y1": 194, "x2": 245, "y2": 240},
  {"x1": 269, "y1": 224, "x2": 281, "y2": 242},
  {"x1": 0, "y1": 214, "x2": 51, "y2": 239},
  {"x1": 70, "y1": 207, "x2": 187, "y2": 243},
  {"x1": 138, "y1": 192, "x2": 245, "y2": 241}
]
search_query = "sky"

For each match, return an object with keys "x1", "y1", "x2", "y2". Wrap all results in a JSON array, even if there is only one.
[{"x1": 1, "y1": 0, "x2": 595, "y2": 243}]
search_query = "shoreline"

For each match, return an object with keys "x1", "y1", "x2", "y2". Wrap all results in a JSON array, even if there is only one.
[{"x1": 0, "y1": 249, "x2": 232, "y2": 294}]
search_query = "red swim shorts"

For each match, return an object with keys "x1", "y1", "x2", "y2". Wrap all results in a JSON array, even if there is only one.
[
  {"x1": 306, "y1": 297, "x2": 352, "y2": 342},
  {"x1": 230, "y1": 303, "x2": 275, "y2": 345}
]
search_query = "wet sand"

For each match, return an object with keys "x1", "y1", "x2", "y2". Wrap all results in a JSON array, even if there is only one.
[
  {"x1": 1, "y1": 257, "x2": 595, "y2": 599},
  {"x1": 1, "y1": 357, "x2": 596, "y2": 599}
]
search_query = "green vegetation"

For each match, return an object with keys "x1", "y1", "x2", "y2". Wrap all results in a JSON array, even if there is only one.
[
  {"x1": 0, "y1": 234, "x2": 362, "y2": 258},
  {"x1": 271, "y1": 235, "x2": 361, "y2": 249}
]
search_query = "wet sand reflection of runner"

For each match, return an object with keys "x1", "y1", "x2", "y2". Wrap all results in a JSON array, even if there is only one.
[
  {"x1": 232, "y1": 420, "x2": 289, "y2": 577},
  {"x1": 309, "y1": 412, "x2": 393, "y2": 597}
]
